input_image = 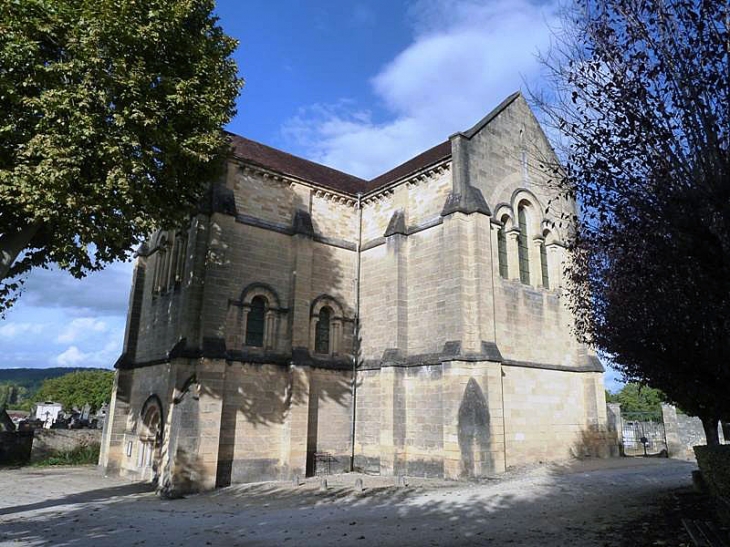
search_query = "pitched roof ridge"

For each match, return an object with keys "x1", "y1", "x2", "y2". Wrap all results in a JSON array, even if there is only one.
[
  {"x1": 367, "y1": 140, "x2": 452, "y2": 191},
  {"x1": 226, "y1": 132, "x2": 367, "y2": 185}
]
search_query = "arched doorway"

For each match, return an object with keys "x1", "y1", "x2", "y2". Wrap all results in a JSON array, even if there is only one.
[{"x1": 138, "y1": 395, "x2": 163, "y2": 481}]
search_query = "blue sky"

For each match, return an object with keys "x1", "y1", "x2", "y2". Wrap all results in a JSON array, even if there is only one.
[{"x1": 0, "y1": 0, "x2": 624, "y2": 391}]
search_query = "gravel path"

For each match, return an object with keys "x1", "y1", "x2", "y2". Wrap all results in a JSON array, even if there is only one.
[{"x1": 0, "y1": 458, "x2": 696, "y2": 546}]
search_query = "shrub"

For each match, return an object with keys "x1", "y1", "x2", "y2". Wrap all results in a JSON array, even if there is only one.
[
  {"x1": 694, "y1": 445, "x2": 730, "y2": 497},
  {"x1": 32, "y1": 442, "x2": 100, "y2": 467}
]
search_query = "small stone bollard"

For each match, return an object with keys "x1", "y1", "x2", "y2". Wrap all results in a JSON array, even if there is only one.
[
  {"x1": 292, "y1": 474, "x2": 301, "y2": 487},
  {"x1": 319, "y1": 478, "x2": 328, "y2": 492},
  {"x1": 354, "y1": 478, "x2": 364, "y2": 493}
]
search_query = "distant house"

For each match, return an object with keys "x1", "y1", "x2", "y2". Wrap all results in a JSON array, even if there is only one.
[
  {"x1": 6, "y1": 410, "x2": 29, "y2": 426},
  {"x1": 35, "y1": 402, "x2": 63, "y2": 429}
]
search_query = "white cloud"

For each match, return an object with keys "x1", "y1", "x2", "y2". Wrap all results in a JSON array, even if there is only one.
[
  {"x1": 54, "y1": 330, "x2": 123, "y2": 368},
  {"x1": 282, "y1": 0, "x2": 559, "y2": 179},
  {"x1": 56, "y1": 317, "x2": 109, "y2": 344},
  {"x1": 54, "y1": 346, "x2": 86, "y2": 367},
  {"x1": 0, "y1": 322, "x2": 45, "y2": 339}
]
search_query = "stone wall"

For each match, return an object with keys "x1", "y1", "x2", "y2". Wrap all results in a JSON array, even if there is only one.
[
  {"x1": 662, "y1": 404, "x2": 728, "y2": 460},
  {"x1": 103, "y1": 92, "x2": 608, "y2": 491},
  {"x1": 31, "y1": 429, "x2": 101, "y2": 462}
]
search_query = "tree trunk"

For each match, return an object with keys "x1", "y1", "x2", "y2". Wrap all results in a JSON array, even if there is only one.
[
  {"x1": 701, "y1": 415, "x2": 720, "y2": 446},
  {"x1": 0, "y1": 221, "x2": 42, "y2": 280}
]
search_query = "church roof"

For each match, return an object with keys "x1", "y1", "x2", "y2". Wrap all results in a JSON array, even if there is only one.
[
  {"x1": 228, "y1": 134, "x2": 367, "y2": 195},
  {"x1": 228, "y1": 134, "x2": 452, "y2": 197},
  {"x1": 227, "y1": 92, "x2": 524, "y2": 196},
  {"x1": 368, "y1": 140, "x2": 451, "y2": 190}
]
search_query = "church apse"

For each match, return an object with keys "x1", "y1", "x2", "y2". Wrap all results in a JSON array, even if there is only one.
[{"x1": 102, "y1": 92, "x2": 608, "y2": 491}]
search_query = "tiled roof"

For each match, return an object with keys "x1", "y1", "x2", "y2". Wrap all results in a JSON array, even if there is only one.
[
  {"x1": 227, "y1": 93, "x2": 524, "y2": 197},
  {"x1": 367, "y1": 140, "x2": 451, "y2": 191},
  {"x1": 228, "y1": 134, "x2": 367, "y2": 195},
  {"x1": 227, "y1": 134, "x2": 452, "y2": 197}
]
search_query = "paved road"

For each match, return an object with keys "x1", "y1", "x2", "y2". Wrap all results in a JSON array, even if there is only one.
[{"x1": 0, "y1": 458, "x2": 696, "y2": 546}]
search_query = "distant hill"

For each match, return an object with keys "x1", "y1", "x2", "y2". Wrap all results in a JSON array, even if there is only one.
[{"x1": 0, "y1": 367, "x2": 107, "y2": 395}]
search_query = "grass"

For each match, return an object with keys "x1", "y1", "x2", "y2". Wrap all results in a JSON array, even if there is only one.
[{"x1": 32, "y1": 442, "x2": 100, "y2": 467}]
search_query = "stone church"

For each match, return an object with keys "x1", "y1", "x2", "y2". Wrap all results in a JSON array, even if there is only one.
[{"x1": 99, "y1": 92, "x2": 607, "y2": 492}]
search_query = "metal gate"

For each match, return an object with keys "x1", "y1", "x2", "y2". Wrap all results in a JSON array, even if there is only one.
[{"x1": 621, "y1": 411, "x2": 668, "y2": 457}]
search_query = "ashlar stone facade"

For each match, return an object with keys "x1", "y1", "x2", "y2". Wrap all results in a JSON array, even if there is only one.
[{"x1": 100, "y1": 93, "x2": 607, "y2": 493}]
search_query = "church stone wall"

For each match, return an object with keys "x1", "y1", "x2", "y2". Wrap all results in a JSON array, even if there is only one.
[
  {"x1": 406, "y1": 227, "x2": 446, "y2": 355},
  {"x1": 501, "y1": 368, "x2": 605, "y2": 465},
  {"x1": 406, "y1": 168, "x2": 452, "y2": 225},
  {"x1": 232, "y1": 166, "x2": 301, "y2": 226},
  {"x1": 101, "y1": 362, "x2": 180, "y2": 481},
  {"x1": 104, "y1": 93, "x2": 609, "y2": 492}
]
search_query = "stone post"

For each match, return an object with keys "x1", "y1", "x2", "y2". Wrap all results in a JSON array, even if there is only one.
[
  {"x1": 280, "y1": 365, "x2": 310, "y2": 478},
  {"x1": 661, "y1": 403, "x2": 682, "y2": 458},
  {"x1": 506, "y1": 230, "x2": 521, "y2": 282},
  {"x1": 195, "y1": 359, "x2": 226, "y2": 491},
  {"x1": 530, "y1": 237, "x2": 543, "y2": 288},
  {"x1": 606, "y1": 402, "x2": 622, "y2": 457}
]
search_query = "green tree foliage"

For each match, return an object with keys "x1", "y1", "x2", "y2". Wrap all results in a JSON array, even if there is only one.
[
  {"x1": 609, "y1": 383, "x2": 667, "y2": 418},
  {"x1": 0, "y1": 383, "x2": 26, "y2": 409},
  {"x1": 536, "y1": 0, "x2": 729, "y2": 443},
  {"x1": 0, "y1": 0, "x2": 243, "y2": 310},
  {"x1": 34, "y1": 370, "x2": 114, "y2": 412}
]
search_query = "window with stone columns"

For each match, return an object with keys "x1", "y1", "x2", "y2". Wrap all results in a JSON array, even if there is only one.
[
  {"x1": 517, "y1": 204, "x2": 531, "y2": 284},
  {"x1": 245, "y1": 296, "x2": 266, "y2": 347},
  {"x1": 152, "y1": 234, "x2": 169, "y2": 294},
  {"x1": 310, "y1": 295, "x2": 346, "y2": 356},
  {"x1": 540, "y1": 242, "x2": 550, "y2": 288},
  {"x1": 315, "y1": 306, "x2": 332, "y2": 354},
  {"x1": 226, "y1": 283, "x2": 283, "y2": 350},
  {"x1": 151, "y1": 230, "x2": 188, "y2": 294},
  {"x1": 170, "y1": 232, "x2": 187, "y2": 289},
  {"x1": 497, "y1": 215, "x2": 509, "y2": 279}
]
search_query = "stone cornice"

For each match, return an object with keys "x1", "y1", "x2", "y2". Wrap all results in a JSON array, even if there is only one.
[
  {"x1": 361, "y1": 160, "x2": 451, "y2": 204},
  {"x1": 236, "y1": 160, "x2": 358, "y2": 207}
]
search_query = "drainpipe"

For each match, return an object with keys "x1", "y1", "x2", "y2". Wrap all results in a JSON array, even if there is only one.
[{"x1": 350, "y1": 192, "x2": 363, "y2": 472}]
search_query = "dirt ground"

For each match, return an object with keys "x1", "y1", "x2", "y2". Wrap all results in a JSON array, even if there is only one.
[{"x1": 0, "y1": 458, "x2": 716, "y2": 546}]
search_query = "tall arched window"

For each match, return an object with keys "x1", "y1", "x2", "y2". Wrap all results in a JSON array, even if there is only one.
[
  {"x1": 245, "y1": 296, "x2": 266, "y2": 347},
  {"x1": 540, "y1": 241, "x2": 549, "y2": 289},
  {"x1": 315, "y1": 306, "x2": 332, "y2": 354},
  {"x1": 153, "y1": 237, "x2": 168, "y2": 294},
  {"x1": 497, "y1": 218, "x2": 508, "y2": 279},
  {"x1": 517, "y1": 205, "x2": 530, "y2": 284}
]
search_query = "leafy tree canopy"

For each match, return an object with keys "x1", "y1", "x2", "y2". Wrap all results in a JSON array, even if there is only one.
[
  {"x1": 34, "y1": 369, "x2": 114, "y2": 412},
  {"x1": 0, "y1": 0, "x2": 243, "y2": 310},
  {"x1": 536, "y1": 0, "x2": 729, "y2": 442},
  {"x1": 606, "y1": 383, "x2": 667, "y2": 418}
]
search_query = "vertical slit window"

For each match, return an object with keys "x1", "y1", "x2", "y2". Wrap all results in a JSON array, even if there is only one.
[
  {"x1": 540, "y1": 242, "x2": 549, "y2": 289},
  {"x1": 246, "y1": 296, "x2": 266, "y2": 347},
  {"x1": 518, "y1": 206, "x2": 530, "y2": 284},
  {"x1": 315, "y1": 307, "x2": 331, "y2": 354},
  {"x1": 497, "y1": 226, "x2": 508, "y2": 279}
]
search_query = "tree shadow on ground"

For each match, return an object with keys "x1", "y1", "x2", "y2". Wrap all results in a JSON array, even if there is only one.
[
  {"x1": 0, "y1": 481, "x2": 153, "y2": 517},
  {"x1": 0, "y1": 459, "x2": 704, "y2": 547}
]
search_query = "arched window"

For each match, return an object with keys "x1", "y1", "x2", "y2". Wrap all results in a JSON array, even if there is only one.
[
  {"x1": 245, "y1": 296, "x2": 266, "y2": 347},
  {"x1": 171, "y1": 233, "x2": 187, "y2": 289},
  {"x1": 153, "y1": 236, "x2": 168, "y2": 294},
  {"x1": 540, "y1": 240, "x2": 550, "y2": 289},
  {"x1": 517, "y1": 205, "x2": 530, "y2": 284},
  {"x1": 315, "y1": 306, "x2": 332, "y2": 354},
  {"x1": 497, "y1": 216, "x2": 509, "y2": 279}
]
